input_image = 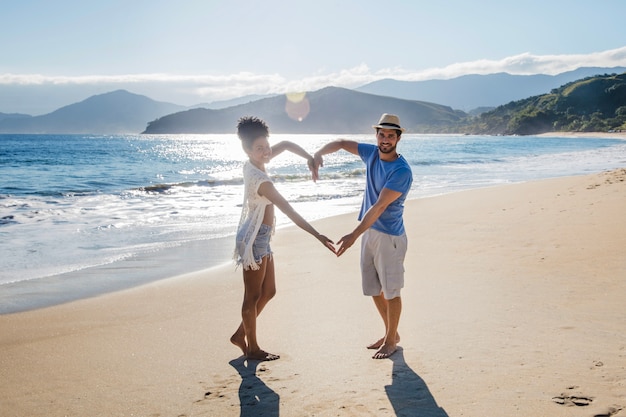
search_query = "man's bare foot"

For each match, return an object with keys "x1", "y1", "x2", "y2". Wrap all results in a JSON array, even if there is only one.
[
  {"x1": 230, "y1": 332, "x2": 247, "y2": 356},
  {"x1": 372, "y1": 344, "x2": 397, "y2": 359},
  {"x1": 246, "y1": 350, "x2": 280, "y2": 361},
  {"x1": 367, "y1": 334, "x2": 400, "y2": 350}
]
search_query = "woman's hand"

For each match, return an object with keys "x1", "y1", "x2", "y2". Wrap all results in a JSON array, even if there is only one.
[
  {"x1": 317, "y1": 234, "x2": 336, "y2": 254},
  {"x1": 307, "y1": 155, "x2": 319, "y2": 182}
]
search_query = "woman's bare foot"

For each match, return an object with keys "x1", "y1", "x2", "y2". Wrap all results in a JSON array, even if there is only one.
[
  {"x1": 246, "y1": 350, "x2": 280, "y2": 361},
  {"x1": 230, "y1": 331, "x2": 247, "y2": 356},
  {"x1": 372, "y1": 343, "x2": 397, "y2": 359},
  {"x1": 367, "y1": 334, "x2": 400, "y2": 349}
]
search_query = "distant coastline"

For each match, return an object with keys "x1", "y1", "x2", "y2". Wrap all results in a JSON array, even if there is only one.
[{"x1": 2, "y1": 67, "x2": 625, "y2": 136}]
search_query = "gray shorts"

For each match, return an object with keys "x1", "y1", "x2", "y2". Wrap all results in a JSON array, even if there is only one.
[{"x1": 360, "y1": 228, "x2": 407, "y2": 299}]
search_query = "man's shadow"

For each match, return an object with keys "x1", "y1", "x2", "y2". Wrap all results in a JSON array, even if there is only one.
[
  {"x1": 229, "y1": 357, "x2": 279, "y2": 417},
  {"x1": 385, "y1": 348, "x2": 449, "y2": 417}
]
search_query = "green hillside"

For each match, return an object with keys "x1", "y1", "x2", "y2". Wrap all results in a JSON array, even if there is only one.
[{"x1": 460, "y1": 72, "x2": 626, "y2": 135}]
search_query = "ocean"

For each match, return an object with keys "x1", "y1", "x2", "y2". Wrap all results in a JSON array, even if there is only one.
[{"x1": 2, "y1": 133, "x2": 626, "y2": 313}]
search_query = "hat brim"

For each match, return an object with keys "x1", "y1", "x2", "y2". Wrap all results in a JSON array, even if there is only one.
[{"x1": 372, "y1": 124, "x2": 405, "y2": 132}]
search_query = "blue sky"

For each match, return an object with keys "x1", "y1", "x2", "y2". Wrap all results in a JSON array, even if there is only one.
[{"x1": 2, "y1": 0, "x2": 626, "y2": 114}]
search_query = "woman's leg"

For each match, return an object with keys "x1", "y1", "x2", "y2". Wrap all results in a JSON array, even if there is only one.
[
  {"x1": 231, "y1": 255, "x2": 278, "y2": 360},
  {"x1": 231, "y1": 263, "x2": 265, "y2": 355}
]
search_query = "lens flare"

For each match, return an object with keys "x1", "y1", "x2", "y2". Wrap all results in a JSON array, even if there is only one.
[{"x1": 285, "y1": 92, "x2": 310, "y2": 122}]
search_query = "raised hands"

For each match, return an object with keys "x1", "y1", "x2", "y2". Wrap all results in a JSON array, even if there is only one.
[
  {"x1": 306, "y1": 153, "x2": 324, "y2": 183},
  {"x1": 306, "y1": 155, "x2": 319, "y2": 182},
  {"x1": 312, "y1": 152, "x2": 324, "y2": 175}
]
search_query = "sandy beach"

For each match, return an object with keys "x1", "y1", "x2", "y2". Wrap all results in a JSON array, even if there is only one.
[{"x1": 1, "y1": 165, "x2": 625, "y2": 416}]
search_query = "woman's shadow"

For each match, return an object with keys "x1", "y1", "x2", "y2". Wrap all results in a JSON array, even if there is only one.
[
  {"x1": 385, "y1": 348, "x2": 449, "y2": 417},
  {"x1": 229, "y1": 357, "x2": 279, "y2": 417}
]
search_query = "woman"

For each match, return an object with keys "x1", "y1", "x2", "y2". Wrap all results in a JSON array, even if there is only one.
[{"x1": 230, "y1": 116, "x2": 336, "y2": 361}]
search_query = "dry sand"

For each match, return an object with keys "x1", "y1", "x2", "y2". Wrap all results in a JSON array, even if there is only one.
[{"x1": 1, "y1": 167, "x2": 625, "y2": 416}]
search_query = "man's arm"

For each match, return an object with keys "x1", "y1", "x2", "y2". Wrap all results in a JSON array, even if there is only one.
[
  {"x1": 312, "y1": 139, "x2": 359, "y2": 178},
  {"x1": 336, "y1": 187, "x2": 402, "y2": 257}
]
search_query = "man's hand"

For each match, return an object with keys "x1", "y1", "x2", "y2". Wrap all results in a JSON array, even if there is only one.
[{"x1": 336, "y1": 232, "x2": 358, "y2": 257}]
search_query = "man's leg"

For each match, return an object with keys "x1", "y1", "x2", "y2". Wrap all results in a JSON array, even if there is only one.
[
  {"x1": 372, "y1": 295, "x2": 402, "y2": 359},
  {"x1": 367, "y1": 293, "x2": 401, "y2": 349}
]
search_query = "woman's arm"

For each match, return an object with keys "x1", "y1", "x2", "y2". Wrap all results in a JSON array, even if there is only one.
[
  {"x1": 271, "y1": 140, "x2": 317, "y2": 181},
  {"x1": 271, "y1": 140, "x2": 311, "y2": 159},
  {"x1": 258, "y1": 181, "x2": 336, "y2": 254}
]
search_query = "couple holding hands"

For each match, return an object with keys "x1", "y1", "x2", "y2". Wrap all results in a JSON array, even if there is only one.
[{"x1": 230, "y1": 113, "x2": 413, "y2": 361}]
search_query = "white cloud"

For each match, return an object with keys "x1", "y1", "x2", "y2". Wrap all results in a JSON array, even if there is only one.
[
  {"x1": 2, "y1": 46, "x2": 626, "y2": 110},
  {"x1": 393, "y1": 46, "x2": 626, "y2": 81}
]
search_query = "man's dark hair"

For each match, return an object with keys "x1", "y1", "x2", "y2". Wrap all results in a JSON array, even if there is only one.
[
  {"x1": 375, "y1": 127, "x2": 402, "y2": 137},
  {"x1": 237, "y1": 116, "x2": 269, "y2": 148}
]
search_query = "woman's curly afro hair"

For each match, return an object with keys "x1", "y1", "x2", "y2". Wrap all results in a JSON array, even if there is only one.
[{"x1": 237, "y1": 116, "x2": 269, "y2": 147}]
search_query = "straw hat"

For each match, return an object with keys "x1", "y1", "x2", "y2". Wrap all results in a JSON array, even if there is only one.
[{"x1": 372, "y1": 113, "x2": 405, "y2": 132}]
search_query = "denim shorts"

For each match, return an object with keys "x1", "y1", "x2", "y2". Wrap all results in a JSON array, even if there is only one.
[{"x1": 236, "y1": 223, "x2": 273, "y2": 266}]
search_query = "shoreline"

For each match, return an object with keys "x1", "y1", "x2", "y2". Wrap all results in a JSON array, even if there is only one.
[
  {"x1": 536, "y1": 130, "x2": 626, "y2": 139},
  {"x1": 3, "y1": 130, "x2": 626, "y2": 315},
  {"x1": 3, "y1": 134, "x2": 626, "y2": 316},
  {"x1": 1, "y1": 168, "x2": 624, "y2": 416},
  {"x1": 0, "y1": 177, "x2": 594, "y2": 315},
  {"x1": 0, "y1": 235, "x2": 234, "y2": 315}
]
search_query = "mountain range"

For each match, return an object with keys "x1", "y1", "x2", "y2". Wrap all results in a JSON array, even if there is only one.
[
  {"x1": 0, "y1": 66, "x2": 624, "y2": 134},
  {"x1": 142, "y1": 87, "x2": 464, "y2": 134},
  {"x1": 356, "y1": 67, "x2": 626, "y2": 111},
  {"x1": 0, "y1": 91, "x2": 185, "y2": 134}
]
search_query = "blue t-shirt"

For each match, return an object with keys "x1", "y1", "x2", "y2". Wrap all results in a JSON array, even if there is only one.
[{"x1": 357, "y1": 143, "x2": 413, "y2": 236}]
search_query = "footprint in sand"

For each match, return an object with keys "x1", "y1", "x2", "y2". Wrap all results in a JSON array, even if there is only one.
[
  {"x1": 552, "y1": 394, "x2": 593, "y2": 406},
  {"x1": 552, "y1": 385, "x2": 595, "y2": 407},
  {"x1": 594, "y1": 406, "x2": 624, "y2": 417}
]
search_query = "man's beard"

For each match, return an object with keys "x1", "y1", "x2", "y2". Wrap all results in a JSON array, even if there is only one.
[{"x1": 378, "y1": 144, "x2": 397, "y2": 154}]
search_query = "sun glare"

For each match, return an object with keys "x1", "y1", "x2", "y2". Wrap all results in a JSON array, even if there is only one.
[{"x1": 285, "y1": 92, "x2": 310, "y2": 122}]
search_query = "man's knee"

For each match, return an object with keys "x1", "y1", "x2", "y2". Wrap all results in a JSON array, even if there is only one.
[{"x1": 383, "y1": 289, "x2": 402, "y2": 300}]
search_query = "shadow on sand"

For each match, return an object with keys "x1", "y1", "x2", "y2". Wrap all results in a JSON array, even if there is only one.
[
  {"x1": 229, "y1": 357, "x2": 280, "y2": 417},
  {"x1": 385, "y1": 348, "x2": 449, "y2": 417}
]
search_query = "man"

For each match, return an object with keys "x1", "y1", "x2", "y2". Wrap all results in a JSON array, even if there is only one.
[{"x1": 313, "y1": 113, "x2": 413, "y2": 359}]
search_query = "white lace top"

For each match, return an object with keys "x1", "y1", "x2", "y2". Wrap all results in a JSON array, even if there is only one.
[{"x1": 233, "y1": 161, "x2": 274, "y2": 270}]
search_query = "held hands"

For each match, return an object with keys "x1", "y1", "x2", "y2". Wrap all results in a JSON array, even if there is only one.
[
  {"x1": 336, "y1": 232, "x2": 357, "y2": 257},
  {"x1": 317, "y1": 234, "x2": 337, "y2": 255},
  {"x1": 313, "y1": 152, "x2": 323, "y2": 179},
  {"x1": 306, "y1": 152, "x2": 324, "y2": 183},
  {"x1": 306, "y1": 155, "x2": 319, "y2": 182},
  {"x1": 317, "y1": 232, "x2": 356, "y2": 257}
]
